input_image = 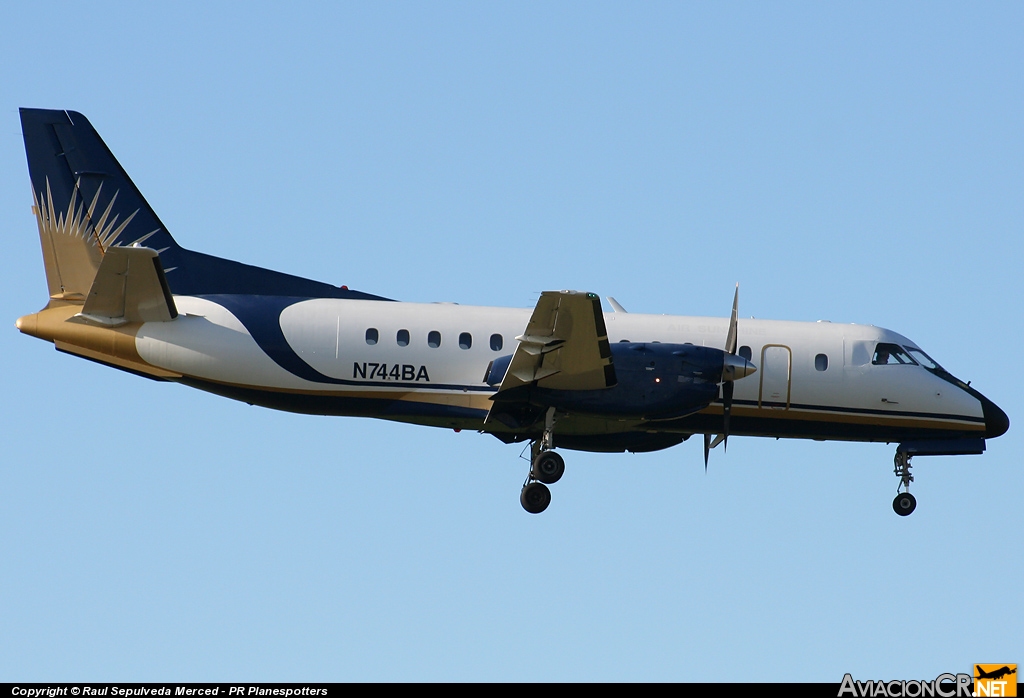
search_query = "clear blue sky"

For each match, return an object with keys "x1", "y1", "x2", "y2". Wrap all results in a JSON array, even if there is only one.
[{"x1": 1, "y1": 1, "x2": 1020, "y2": 681}]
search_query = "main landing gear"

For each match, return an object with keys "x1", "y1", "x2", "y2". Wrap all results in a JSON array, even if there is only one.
[
  {"x1": 520, "y1": 408, "x2": 565, "y2": 514},
  {"x1": 892, "y1": 450, "x2": 917, "y2": 516}
]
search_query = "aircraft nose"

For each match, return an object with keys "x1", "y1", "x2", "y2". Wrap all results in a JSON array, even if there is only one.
[{"x1": 980, "y1": 393, "x2": 1009, "y2": 439}]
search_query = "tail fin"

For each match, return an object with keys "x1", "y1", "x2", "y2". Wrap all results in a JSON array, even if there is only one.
[
  {"x1": 21, "y1": 108, "x2": 180, "y2": 300},
  {"x1": 20, "y1": 109, "x2": 386, "y2": 300}
]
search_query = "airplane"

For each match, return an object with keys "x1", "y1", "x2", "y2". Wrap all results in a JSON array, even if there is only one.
[
  {"x1": 975, "y1": 666, "x2": 1016, "y2": 681},
  {"x1": 14, "y1": 108, "x2": 1009, "y2": 516}
]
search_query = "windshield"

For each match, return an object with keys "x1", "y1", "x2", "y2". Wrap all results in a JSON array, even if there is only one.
[
  {"x1": 904, "y1": 346, "x2": 942, "y2": 370},
  {"x1": 872, "y1": 343, "x2": 918, "y2": 365}
]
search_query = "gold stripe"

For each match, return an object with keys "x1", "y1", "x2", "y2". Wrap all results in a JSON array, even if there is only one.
[
  {"x1": 700, "y1": 403, "x2": 985, "y2": 431},
  {"x1": 55, "y1": 341, "x2": 181, "y2": 379},
  {"x1": 182, "y1": 376, "x2": 495, "y2": 410}
]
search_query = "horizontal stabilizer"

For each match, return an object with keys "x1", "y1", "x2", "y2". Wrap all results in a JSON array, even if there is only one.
[{"x1": 76, "y1": 246, "x2": 178, "y2": 325}]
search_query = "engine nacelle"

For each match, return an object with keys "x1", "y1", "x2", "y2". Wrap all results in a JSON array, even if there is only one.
[{"x1": 489, "y1": 342, "x2": 750, "y2": 419}]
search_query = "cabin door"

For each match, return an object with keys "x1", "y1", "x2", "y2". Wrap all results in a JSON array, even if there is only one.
[{"x1": 759, "y1": 344, "x2": 792, "y2": 409}]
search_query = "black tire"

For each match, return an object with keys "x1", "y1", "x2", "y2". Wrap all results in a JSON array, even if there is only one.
[
  {"x1": 531, "y1": 451, "x2": 565, "y2": 485},
  {"x1": 892, "y1": 492, "x2": 917, "y2": 516},
  {"x1": 520, "y1": 482, "x2": 551, "y2": 514}
]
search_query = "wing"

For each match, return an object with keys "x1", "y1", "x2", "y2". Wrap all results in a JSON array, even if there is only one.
[{"x1": 486, "y1": 291, "x2": 616, "y2": 425}]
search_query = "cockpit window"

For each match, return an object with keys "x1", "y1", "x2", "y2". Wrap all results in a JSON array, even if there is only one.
[
  {"x1": 872, "y1": 342, "x2": 918, "y2": 366},
  {"x1": 904, "y1": 346, "x2": 941, "y2": 370}
]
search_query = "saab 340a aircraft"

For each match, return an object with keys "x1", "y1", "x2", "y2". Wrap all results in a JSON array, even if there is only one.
[{"x1": 15, "y1": 108, "x2": 1009, "y2": 515}]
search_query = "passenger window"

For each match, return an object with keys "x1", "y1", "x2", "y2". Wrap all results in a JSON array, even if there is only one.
[
  {"x1": 459, "y1": 332, "x2": 472, "y2": 350},
  {"x1": 365, "y1": 328, "x2": 378, "y2": 345},
  {"x1": 428, "y1": 331, "x2": 441, "y2": 348},
  {"x1": 396, "y1": 329, "x2": 409, "y2": 347},
  {"x1": 490, "y1": 334, "x2": 503, "y2": 351},
  {"x1": 872, "y1": 342, "x2": 917, "y2": 366},
  {"x1": 739, "y1": 345, "x2": 752, "y2": 361},
  {"x1": 815, "y1": 353, "x2": 828, "y2": 371}
]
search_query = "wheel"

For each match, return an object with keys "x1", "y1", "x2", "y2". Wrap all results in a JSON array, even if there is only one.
[
  {"x1": 892, "y1": 492, "x2": 917, "y2": 516},
  {"x1": 520, "y1": 482, "x2": 551, "y2": 514},
  {"x1": 531, "y1": 450, "x2": 565, "y2": 484}
]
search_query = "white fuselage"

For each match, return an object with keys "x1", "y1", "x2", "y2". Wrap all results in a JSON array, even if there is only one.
[{"x1": 131, "y1": 296, "x2": 987, "y2": 444}]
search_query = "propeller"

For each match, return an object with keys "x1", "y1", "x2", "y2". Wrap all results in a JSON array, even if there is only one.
[
  {"x1": 705, "y1": 284, "x2": 756, "y2": 470},
  {"x1": 722, "y1": 284, "x2": 739, "y2": 452}
]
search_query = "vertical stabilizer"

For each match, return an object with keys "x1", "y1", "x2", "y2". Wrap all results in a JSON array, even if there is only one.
[
  {"x1": 20, "y1": 108, "x2": 390, "y2": 300},
  {"x1": 21, "y1": 108, "x2": 178, "y2": 300}
]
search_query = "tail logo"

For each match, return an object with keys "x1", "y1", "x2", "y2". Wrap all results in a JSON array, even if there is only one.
[{"x1": 32, "y1": 177, "x2": 161, "y2": 297}]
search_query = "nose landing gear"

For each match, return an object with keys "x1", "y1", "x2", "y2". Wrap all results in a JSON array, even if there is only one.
[
  {"x1": 888, "y1": 439, "x2": 987, "y2": 516},
  {"x1": 893, "y1": 491, "x2": 917, "y2": 515},
  {"x1": 892, "y1": 450, "x2": 916, "y2": 516}
]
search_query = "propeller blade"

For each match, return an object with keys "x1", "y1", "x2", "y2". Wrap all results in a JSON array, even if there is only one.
[
  {"x1": 722, "y1": 285, "x2": 740, "y2": 451},
  {"x1": 725, "y1": 283, "x2": 739, "y2": 356},
  {"x1": 707, "y1": 285, "x2": 742, "y2": 469},
  {"x1": 722, "y1": 381, "x2": 734, "y2": 452}
]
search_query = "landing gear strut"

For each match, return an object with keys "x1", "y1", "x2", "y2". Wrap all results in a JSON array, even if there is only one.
[
  {"x1": 892, "y1": 450, "x2": 917, "y2": 516},
  {"x1": 520, "y1": 408, "x2": 564, "y2": 514}
]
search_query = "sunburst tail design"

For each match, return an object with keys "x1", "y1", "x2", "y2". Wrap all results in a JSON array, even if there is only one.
[{"x1": 32, "y1": 176, "x2": 142, "y2": 299}]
